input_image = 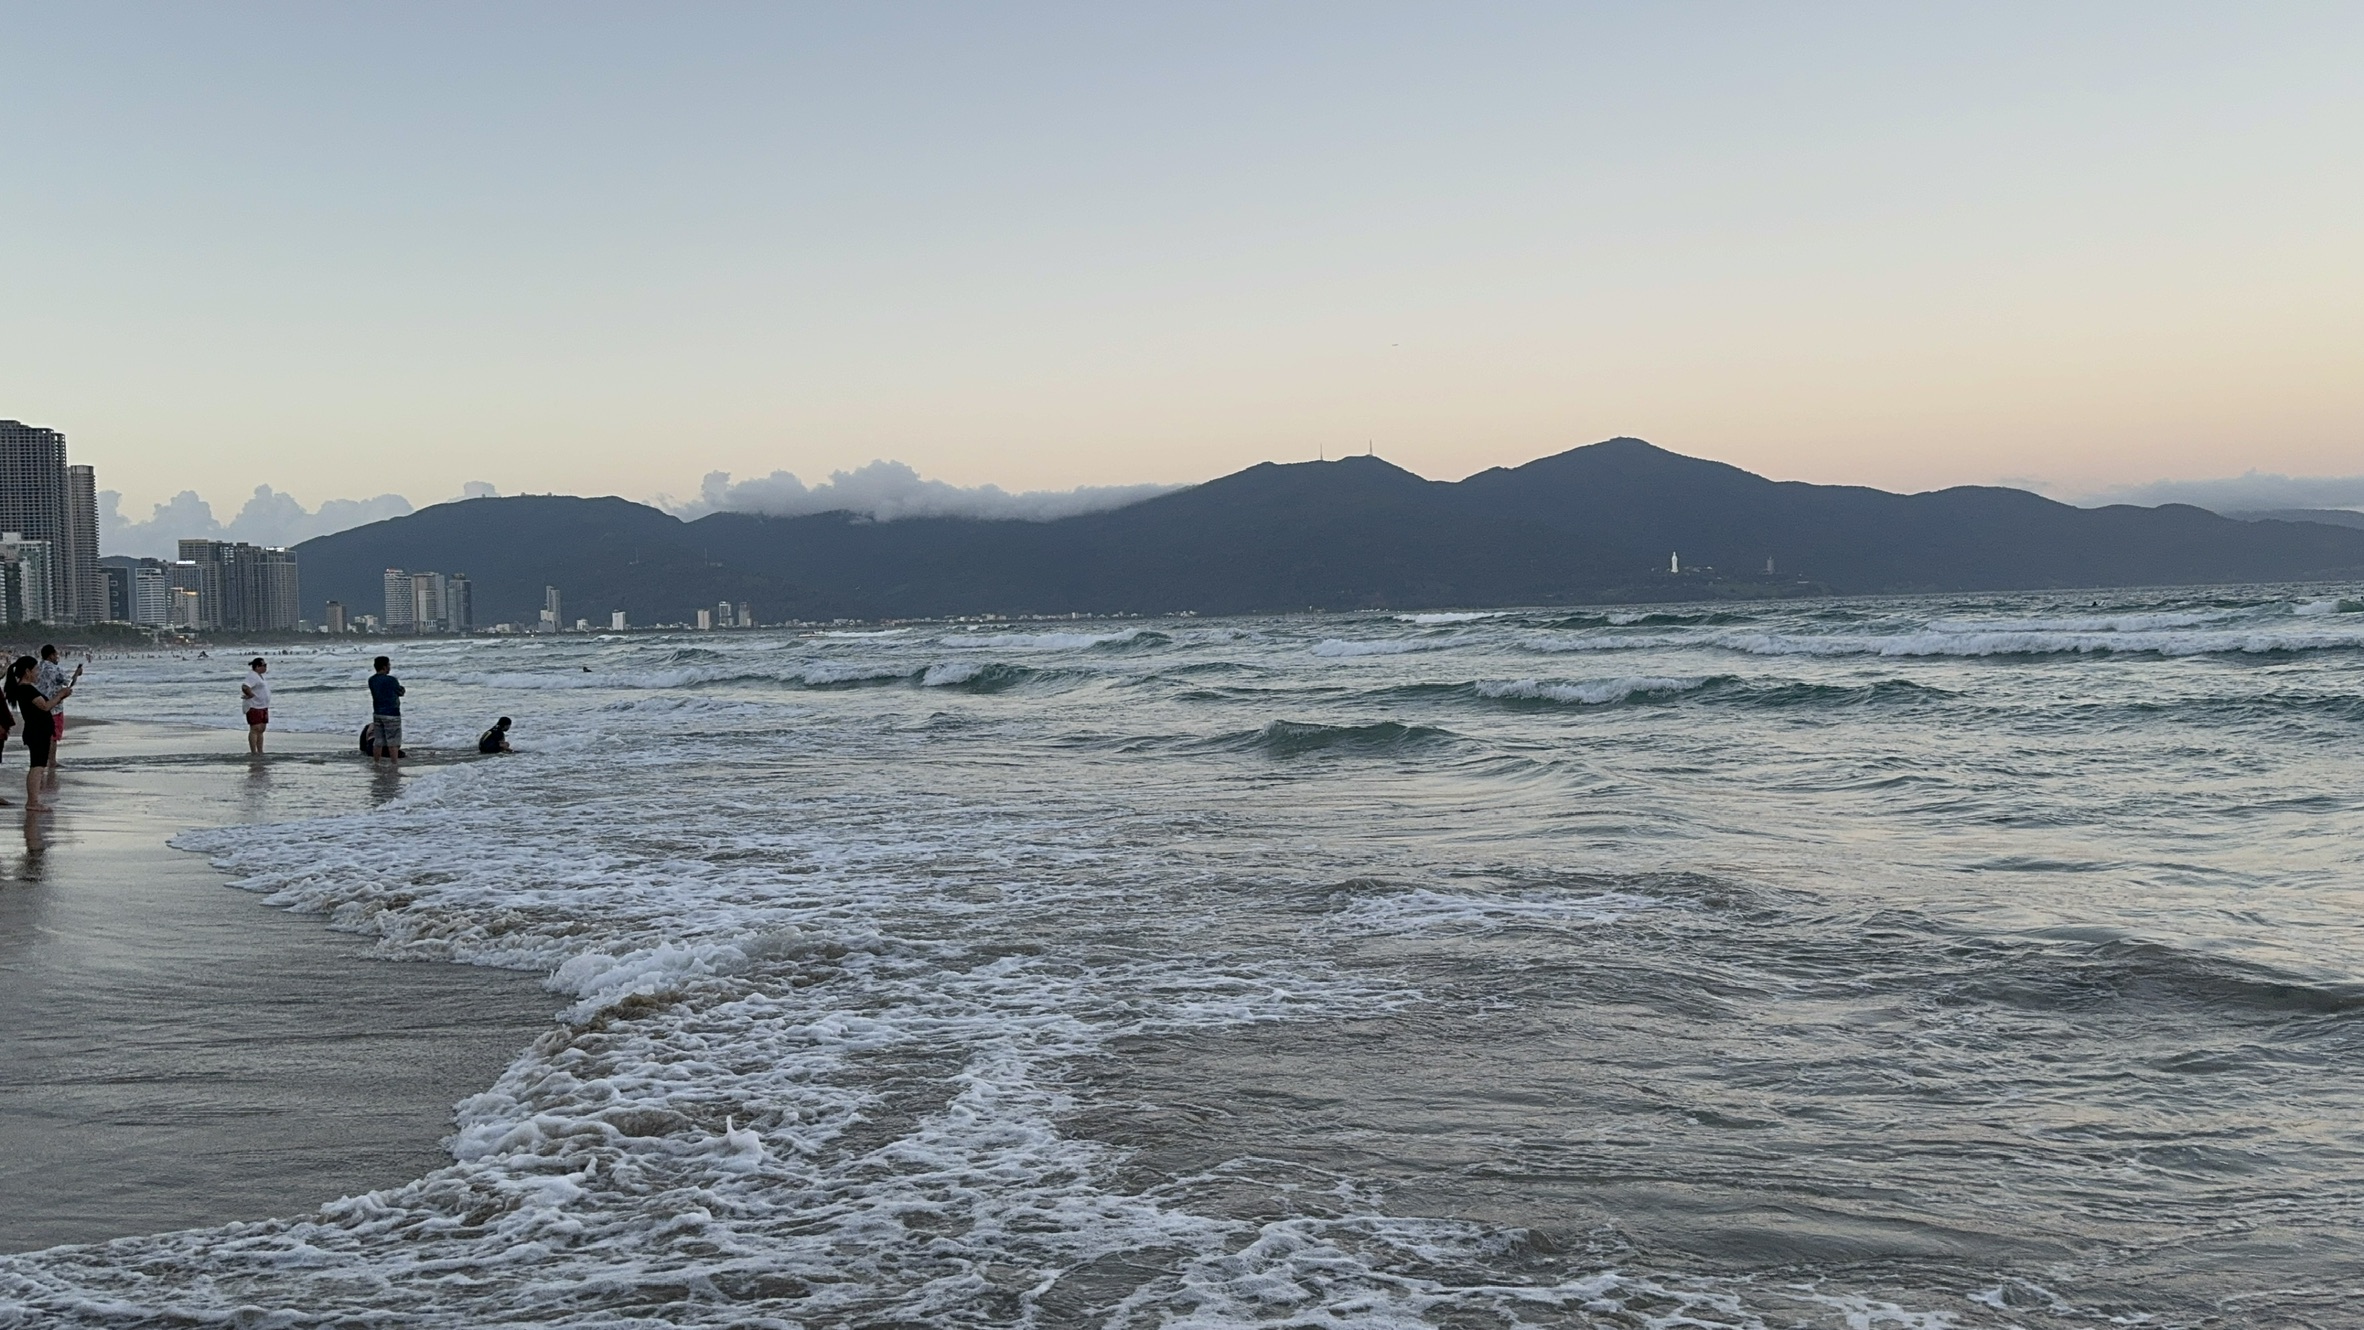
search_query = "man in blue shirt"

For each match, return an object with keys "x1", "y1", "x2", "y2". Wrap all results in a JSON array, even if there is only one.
[{"x1": 368, "y1": 656, "x2": 405, "y2": 763}]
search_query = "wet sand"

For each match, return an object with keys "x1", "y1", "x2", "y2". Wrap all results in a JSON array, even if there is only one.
[{"x1": 0, "y1": 721, "x2": 556, "y2": 1253}]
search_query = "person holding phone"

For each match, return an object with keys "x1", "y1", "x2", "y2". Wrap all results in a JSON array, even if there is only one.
[
  {"x1": 10, "y1": 656, "x2": 69, "y2": 810},
  {"x1": 34, "y1": 644, "x2": 79, "y2": 790}
]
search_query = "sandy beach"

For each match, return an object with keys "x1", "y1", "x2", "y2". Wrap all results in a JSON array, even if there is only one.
[{"x1": 0, "y1": 719, "x2": 556, "y2": 1254}]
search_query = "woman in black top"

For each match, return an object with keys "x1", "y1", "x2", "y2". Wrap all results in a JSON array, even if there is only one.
[{"x1": 9, "y1": 655, "x2": 66, "y2": 811}]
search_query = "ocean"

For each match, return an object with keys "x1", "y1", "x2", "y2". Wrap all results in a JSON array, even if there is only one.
[{"x1": 7, "y1": 584, "x2": 2364, "y2": 1328}]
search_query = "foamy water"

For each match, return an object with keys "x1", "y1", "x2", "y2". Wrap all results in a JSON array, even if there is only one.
[{"x1": 8, "y1": 585, "x2": 2364, "y2": 1327}]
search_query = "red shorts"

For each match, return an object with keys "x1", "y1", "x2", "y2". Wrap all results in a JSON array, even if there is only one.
[
  {"x1": 246, "y1": 708, "x2": 269, "y2": 726},
  {"x1": 51, "y1": 714, "x2": 64, "y2": 739}
]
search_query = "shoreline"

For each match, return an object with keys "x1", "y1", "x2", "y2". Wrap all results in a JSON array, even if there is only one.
[{"x1": 0, "y1": 721, "x2": 558, "y2": 1254}]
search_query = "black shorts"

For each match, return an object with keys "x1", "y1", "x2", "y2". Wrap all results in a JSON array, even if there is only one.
[{"x1": 24, "y1": 724, "x2": 53, "y2": 767}]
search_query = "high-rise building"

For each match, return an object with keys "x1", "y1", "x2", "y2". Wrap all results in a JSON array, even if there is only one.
[
  {"x1": 383, "y1": 569, "x2": 416, "y2": 632},
  {"x1": 410, "y1": 571, "x2": 448, "y2": 633},
  {"x1": 447, "y1": 574, "x2": 473, "y2": 632},
  {"x1": 736, "y1": 602, "x2": 752, "y2": 628},
  {"x1": 611, "y1": 610, "x2": 628, "y2": 630},
  {"x1": 62, "y1": 465, "x2": 97, "y2": 624},
  {"x1": 0, "y1": 424, "x2": 65, "y2": 580},
  {"x1": 178, "y1": 540, "x2": 300, "y2": 632},
  {"x1": 325, "y1": 600, "x2": 348, "y2": 634},
  {"x1": 541, "y1": 585, "x2": 562, "y2": 633},
  {"x1": 169, "y1": 558, "x2": 216, "y2": 629},
  {"x1": 98, "y1": 555, "x2": 172, "y2": 624},
  {"x1": 260, "y1": 547, "x2": 298, "y2": 631},
  {"x1": 0, "y1": 421, "x2": 100, "y2": 622},
  {"x1": 134, "y1": 560, "x2": 170, "y2": 625},
  {"x1": 696, "y1": 608, "x2": 714, "y2": 630},
  {"x1": 99, "y1": 556, "x2": 135, "y2": 621},
  {"x1": 715, "y1": 600, "x2": 733, "y2": 629},
  {"x1": 0, "y1": 532, "x2": 56, "y2": 625}
]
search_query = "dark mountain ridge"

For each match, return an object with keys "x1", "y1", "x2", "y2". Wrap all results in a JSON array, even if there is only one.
[{"x1": 293, "y1": 439, "x2": 2364, "y2": 625}]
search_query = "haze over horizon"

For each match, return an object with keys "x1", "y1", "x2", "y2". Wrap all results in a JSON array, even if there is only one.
[{"x1": 9, "y1": 3, "x2": 2360, "y2": 532}]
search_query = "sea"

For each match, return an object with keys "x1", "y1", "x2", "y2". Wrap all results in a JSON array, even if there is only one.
[{"x1": 7, "y1": 584, "x2": 2364, "y2": 1328}]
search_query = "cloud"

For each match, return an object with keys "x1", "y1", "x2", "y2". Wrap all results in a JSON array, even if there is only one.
[
  {"x1": 2072, "y1": 471, "x2": 2364, "y2": 514},
  {"x1": 101, "y1": 486, "x2": 417, "y2": 559},
  {"x1": 667, "y1": 459, "x2": 1182, "y2": 522}
]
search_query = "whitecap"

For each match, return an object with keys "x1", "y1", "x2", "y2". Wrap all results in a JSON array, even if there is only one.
[{"x1": 1475, "y1": 675, "x2": 1705, "y2": 705}]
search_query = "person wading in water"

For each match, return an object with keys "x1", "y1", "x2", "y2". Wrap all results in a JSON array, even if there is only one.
[{"x1": 369, "y1": 656, "x2": 405, "y2": 764}]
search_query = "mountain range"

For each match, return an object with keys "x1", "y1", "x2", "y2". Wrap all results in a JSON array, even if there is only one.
[{"x1": 292, "y1": 439, "x2": 2364, "y2": 626}]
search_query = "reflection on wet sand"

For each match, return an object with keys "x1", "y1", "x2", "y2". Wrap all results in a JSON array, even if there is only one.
[{"x1": 0, "y1": 722, "x2": 555, "y2": 1253}]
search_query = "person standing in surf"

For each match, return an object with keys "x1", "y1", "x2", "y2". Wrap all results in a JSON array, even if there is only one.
[
  {"x1": 241, "y1": 657, "x2": 271, "y2": 755},
  {"x1": 10, "y1": 656, "x2": 68, "y2": 811},
  {"x1": 34, "y1": 644, "x2": 78, "y2": 790},
  {"x1": 368, "y1": 656, "x2": 404, "y2": 764}
]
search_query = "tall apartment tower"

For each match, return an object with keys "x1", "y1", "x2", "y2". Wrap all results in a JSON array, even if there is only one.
[
  {"x1": 61, "y1": 465, "x2": 97, "y2": 624},
  {"x1": 169, "y1": 559, "x2": 215, "y2": 629},
  {"x1": 98, "y1": 554, "x2": 170, "y2": 623},
  {"x1": 179, "y1": 540, "x2": 300, "y2": 632},
  {"x1": 0, "y1": 422, "x2": 71, "y2": 622},
  {"x1": 447, "y1": 574, "x2": 473, "y2": 633},
  {"x1": 383, "y1": 569, "x2": 416, "y2": 632},
  {"x1": 259, "y1": 546, "x2": 299, "y2": 630},
  {"x1": 540, "y1": 585, "x2": 561, "y2": 632},
  {"x1": 133, "y1": 560, "x2": 171, "y2": 625},
  {"x1": 410, "y1": 571, "x2": 447, "y2": 633}
]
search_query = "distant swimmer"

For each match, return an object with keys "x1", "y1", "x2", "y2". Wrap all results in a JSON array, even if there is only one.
[
  {"x1": 478, "y1": 717, "x2": 512, "y2": 754},
  {"x1": 10, "y1": 656, "x2": 69, "y2": 811},
  {"x1": 368, "y1": 656, "x2": 405, "y2": 764},
  {"x1": 241, "y1": 657, "x2": 271, "y2": 754}
]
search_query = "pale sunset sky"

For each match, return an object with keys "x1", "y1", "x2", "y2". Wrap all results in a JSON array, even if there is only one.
[{"x1": 3, "y1": 2, "x2": 2359, "y2": 520}]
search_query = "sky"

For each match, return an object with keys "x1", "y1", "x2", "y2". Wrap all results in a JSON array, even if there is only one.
[{"x1": 5, "y1": 2, "x2": 2360, "y2": 547}]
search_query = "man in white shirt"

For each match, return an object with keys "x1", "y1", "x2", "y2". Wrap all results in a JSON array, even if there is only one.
[{"x1": 242, "y1": 657, "x2": 271, "y2": 755}]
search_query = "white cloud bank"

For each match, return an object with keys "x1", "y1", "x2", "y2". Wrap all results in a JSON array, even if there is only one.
[
  {"x1": 669, "y1": 460, "x2": 1182, "y2": 522},
  {"x1": 99, "y1": 482, "x2": 502, "y2": 559},
  {"x1": 2072, "y1": 471, "x2": 2364, "y2": 514}
]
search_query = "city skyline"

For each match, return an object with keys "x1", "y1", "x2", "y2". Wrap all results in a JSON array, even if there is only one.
[{"x1": 4, "y1": 5, "x2": 2358, "y2": 516}]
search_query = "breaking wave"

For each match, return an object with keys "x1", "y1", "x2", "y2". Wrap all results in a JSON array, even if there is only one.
[
  {"x1": 1213, "y1": 720, "x2": 1459, "y2": 758},
  {"x1": 1472, "y1": 675, "x2": 1708, "y2": 706}
]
